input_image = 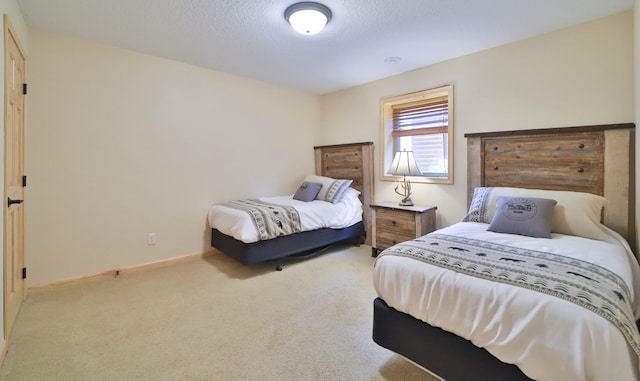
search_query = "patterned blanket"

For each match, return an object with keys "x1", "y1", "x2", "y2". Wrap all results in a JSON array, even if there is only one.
[
  {"x1": 378, "y1": 233, "x2": 640, "y2": 357},
  {"x1": 221, "y1": 199, "x2": 301, "y2": 241}
]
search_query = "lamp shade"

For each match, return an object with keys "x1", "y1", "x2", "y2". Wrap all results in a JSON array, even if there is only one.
[
  {"x1": 389, "y1": 151, "x2": 422, "y2": 176},
  {"x1": 285, "y1": 2, "x2": 332, "y2": 35}
]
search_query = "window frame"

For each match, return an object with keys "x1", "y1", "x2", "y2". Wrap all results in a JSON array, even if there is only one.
[{"x1": 380, "y1": 84, "x2": 454, "y2": 185}]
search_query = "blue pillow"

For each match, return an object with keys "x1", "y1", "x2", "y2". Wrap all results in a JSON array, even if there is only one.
[
  {"x1": 487, "y1": 196, "x2": 557, "y2": 238},
  {"x1": 293, "y1": 181, "x2": 323, "y2": 202}
]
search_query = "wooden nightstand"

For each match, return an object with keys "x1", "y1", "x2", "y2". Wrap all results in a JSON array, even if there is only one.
[{"x1": 370, "y1": 202, "x2": 437, "y2": 256}]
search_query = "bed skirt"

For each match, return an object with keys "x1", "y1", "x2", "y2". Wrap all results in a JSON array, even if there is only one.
[
  {"x1": 211, "y1": 221, "x2": 365, "y2": 265},
  {"x1": 372, "y1": 297, "x2": 533, "y2": 381}
]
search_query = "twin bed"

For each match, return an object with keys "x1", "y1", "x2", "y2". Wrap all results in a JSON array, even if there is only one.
[
  {"x1": 207, "y1": 125, "x2": 639, "y2": 380},
  {"x1": 208, "y1": 142, "x2": 373, "y2": 266},
  {"x1": 373, "y1": 123, "x2": 638, "y2": 380}
]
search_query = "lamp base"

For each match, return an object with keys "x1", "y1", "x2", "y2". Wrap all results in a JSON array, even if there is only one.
[{"x1": 399, "y1": 198, "x2": 414, "y2": 206}]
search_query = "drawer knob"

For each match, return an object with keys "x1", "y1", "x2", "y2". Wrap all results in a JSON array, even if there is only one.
[{"x1": 391, "y1": 220, "x2": 396, "y2": 225}]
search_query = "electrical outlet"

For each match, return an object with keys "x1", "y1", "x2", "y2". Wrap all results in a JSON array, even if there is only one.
[{"x1": 147, "y1": 233, "x2": 156, "y2": 245}]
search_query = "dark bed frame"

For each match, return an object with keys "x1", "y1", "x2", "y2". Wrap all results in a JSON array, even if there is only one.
[
  {"x1": 211, "y1": 221, "x2": 365, "y2": 265},
  {"x1": 373, "y1": 123, "x2": 635, "y2": 380},
  {"x1": 210, "y1": 142, "x2": 374, "y2": 266}
]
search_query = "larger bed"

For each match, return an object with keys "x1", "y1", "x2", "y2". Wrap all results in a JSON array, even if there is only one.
[
  {"x1": 372, "y1": 124, "x2": 638, "y2": 380},
  {"x1": 208, "y1": 142, "x2": 374, "y2": 266}
]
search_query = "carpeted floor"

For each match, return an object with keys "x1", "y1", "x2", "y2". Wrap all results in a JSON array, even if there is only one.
[{"x1": 0, "y1": 244, "x2": 442, "y2": 381}]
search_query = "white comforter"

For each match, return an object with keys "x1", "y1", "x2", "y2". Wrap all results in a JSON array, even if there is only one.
[
  {"x1": 373, "y1": 222, "x2": 640, "y2": 381},
  {"x1": 207, "y1": 188, "x2": 363, "y2": 243}
]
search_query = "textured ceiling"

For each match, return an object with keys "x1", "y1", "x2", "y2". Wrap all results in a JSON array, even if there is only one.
[{"x1": 16, "y1": 0, "x2": 634, "y2": 95}]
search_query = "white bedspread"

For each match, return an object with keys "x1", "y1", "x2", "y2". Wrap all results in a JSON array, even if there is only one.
[
  {"x1": 207, "y1": 188, "x2": 363, "y2": 243},
  {"x1": 373, "y1": 222, "x2": 640, "y2": 381}
]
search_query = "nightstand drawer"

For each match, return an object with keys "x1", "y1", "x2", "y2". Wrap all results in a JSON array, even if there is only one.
[
  {"x1": 370, "y1": 202, "x2": 437, "y2": 256},
  {"x1": 376, "y1": 230, "x2": 415, "y2": 249},
  {"x1": 375, "y1": 209, "x2": 416, "y2": 235}
]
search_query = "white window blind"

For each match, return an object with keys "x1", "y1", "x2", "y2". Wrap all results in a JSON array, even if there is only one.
[
  {"x1": 381, "y1": 84, "x2": 453, "y2": 184},
  {"x1": 392, "y1": 95, "x2": 449, "y2": 177}
]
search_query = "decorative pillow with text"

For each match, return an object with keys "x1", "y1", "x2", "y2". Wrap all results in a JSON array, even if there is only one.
[
  {"x1": 463, "y1": 187, "x2": 609, "y2": 241},
  {"x1": 487, "y1": 196, "x2": 557, "y2": 238}
]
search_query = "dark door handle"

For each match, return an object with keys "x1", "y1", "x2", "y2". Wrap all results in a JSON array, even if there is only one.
[{"x1": 7, "y1": 197, "x2": 23, "y2": 207}]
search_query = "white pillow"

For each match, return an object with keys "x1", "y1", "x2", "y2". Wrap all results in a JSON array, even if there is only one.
[
  {"x1": 339, "y1": 187, "x2": 362, "y2": 206},
  {"x1": 303, "y1": 175, "x2": 353, "y2": 204},
  {"x1": 463, "y1": 187, "x2": 609, "y2": 241}
]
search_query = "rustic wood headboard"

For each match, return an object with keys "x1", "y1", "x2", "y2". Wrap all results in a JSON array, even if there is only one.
[
  {"x1": 465, "y1": 124, "x2": 635, "y2": 247},
  {"x1": 314, "y1": 142, "x2": 374, "y2": 246}
]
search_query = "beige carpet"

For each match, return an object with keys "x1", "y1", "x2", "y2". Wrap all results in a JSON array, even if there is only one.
[{"x1": 0, "y1": 244, "x2": 441, "y2": 381}]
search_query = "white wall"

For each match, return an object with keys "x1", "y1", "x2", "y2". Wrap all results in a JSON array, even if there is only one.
[
  {"x1": 321, "y1": 11, "x2": 634, "y2": 231},
  {"x1": 26, "y1": 30, "x2": 320, "y2": 286}
]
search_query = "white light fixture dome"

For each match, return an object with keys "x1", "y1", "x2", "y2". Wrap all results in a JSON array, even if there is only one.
[{"x1": 285, "y1": 2, "x2": 332, "y2": 35}]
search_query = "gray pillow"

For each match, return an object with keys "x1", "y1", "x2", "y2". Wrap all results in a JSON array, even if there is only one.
[
  {"x1": 293, "y1": 181, "x2": 323, "y2": 202},
  {"x1": 487, "y1": 196, "x2": 557, "y2": 238}
]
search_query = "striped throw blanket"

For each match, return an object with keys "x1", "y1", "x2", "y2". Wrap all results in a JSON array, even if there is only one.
[
  {"x1": 221, "y1": 199, "x2": 301, "y2": 241},
  {"x1": 378, "y1": 233, "x2": 640, "y2": 358}
]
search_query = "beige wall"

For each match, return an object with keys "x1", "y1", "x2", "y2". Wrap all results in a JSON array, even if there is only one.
[
  {"x1": 23, "y1": 10, "x2": 637, "y2": 287},
  {"x1": 321, "y1": 11, "x2": 634, "y2": 231},
  {"x1": 26, "y1": 30, "x2": 320, "y2": 286}
]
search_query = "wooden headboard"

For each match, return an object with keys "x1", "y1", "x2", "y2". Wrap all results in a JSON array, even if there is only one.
[
  {"x1": 465, "y1": 124, "x2": 635, "y2": 248},
  {"x1": 314, "y1": 142, "x2": 374, "y2": 246}
]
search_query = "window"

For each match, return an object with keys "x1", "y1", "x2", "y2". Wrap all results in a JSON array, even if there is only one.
[{"x1": 380, "y1": 84, "x2": 453, "y2": 184}]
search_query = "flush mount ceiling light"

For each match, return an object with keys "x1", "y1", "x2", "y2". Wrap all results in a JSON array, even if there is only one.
[{"x1": 285, "y1": 2, "x2": 332, "y2": 35}]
